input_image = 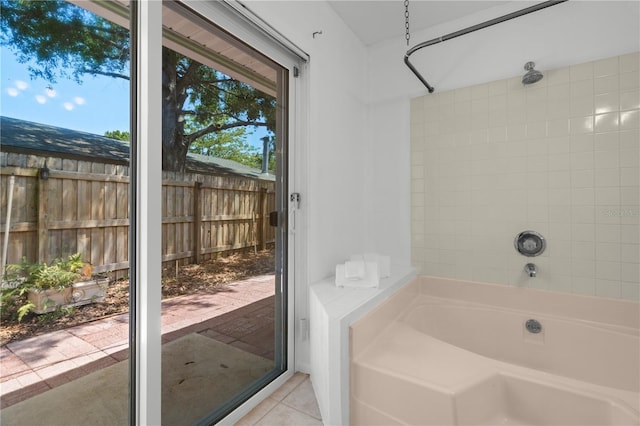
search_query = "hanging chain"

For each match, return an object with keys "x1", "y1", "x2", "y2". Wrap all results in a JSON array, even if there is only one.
[{"x1": 405, "y1": 0, "x2": 410, "y2": 46}]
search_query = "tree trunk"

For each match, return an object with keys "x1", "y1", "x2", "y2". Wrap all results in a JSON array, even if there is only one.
[{"x1": 161, "y1": 50, "x2": 190, "y2": 172}]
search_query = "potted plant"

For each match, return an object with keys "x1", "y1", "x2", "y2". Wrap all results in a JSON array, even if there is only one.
[{"x1": 2, "y1": 253, "x2": 108, "y2": 320}]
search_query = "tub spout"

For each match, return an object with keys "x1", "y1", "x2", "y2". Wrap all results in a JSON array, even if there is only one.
[{"x1": 525, "y1": 263, "x2": 537, "y2": 278}]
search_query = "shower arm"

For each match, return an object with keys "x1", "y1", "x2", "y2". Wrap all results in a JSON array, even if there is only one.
[{"x1": 404, "y1": 0, "x2": 568, "y2": 93}]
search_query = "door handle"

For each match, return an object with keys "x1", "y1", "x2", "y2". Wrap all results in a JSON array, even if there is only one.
[{"x1": 269, "y1": 211, "x2": 278, "y2": 227}]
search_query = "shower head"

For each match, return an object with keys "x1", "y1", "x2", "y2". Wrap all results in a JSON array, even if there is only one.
[{"x1": 522, "y1": 61, "x2": 543, "y2": 85}]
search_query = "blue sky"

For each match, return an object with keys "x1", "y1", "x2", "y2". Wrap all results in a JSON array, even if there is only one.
[
  {"x1": 1, "y1": 47, "x2": 268, "y2": 149},
  {"x1": 1, "y1": 47, "x2": 130, "y2": 135}
]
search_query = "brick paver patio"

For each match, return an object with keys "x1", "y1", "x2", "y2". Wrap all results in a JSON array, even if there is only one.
[{"x1": 0, "y1": 275, "x2": 276, "y2": 408}]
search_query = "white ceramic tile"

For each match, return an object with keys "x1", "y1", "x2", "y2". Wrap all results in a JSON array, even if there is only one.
[
  {"x1": 620, "y1": 70, "x2": 640, "y2": 91},
  {"x1": 620, "y1": 52, "x2": 640, "y2": 73},
  {"x1": 595, "y1": 279, "x2": 621, "y2": 298},
  {"x1": 254, "y1": 403, "x2": 322, "y2": 426},
  {"x1": 571, "y1": 188, "x2": 594, "y2": 205},
  {"x1": 548, "y1": 98, "x2": 571, "y2": 119},
  {"x1": 571, "y1": 62, "x2": 594, "y2": 82},
  {"x1": 527, "y1": 104, "x2": 546, "y2": 123},
  {"x1": 596, "y1": 242, "x2": 621, "y2": 262},
  {"x1": 488, "y1": 79, "x2": 508, "y2": 96},
  {"x1": 594, "y1": 57, "x2": 619, "y2": 78},
  {"x1": 547, "y1": 119, "x2": 570, "y2": 137},
  {"x1": 620, "y1": 281, "x2": 640, "y2": 301},
  {"x1": 547, "y1": 67, "x2": 571, "y2": 85},
  {"x1": 594, "y1": 150, "x2": 619, "y2": 169},
  {"x1": 572, "y1": 242, "x2": 595, "y2": 260},
  {"x1": 619, "y1": 89, "x2": 640, "y2": 111},
  {"x1": 595, "y1": 187, "x2": 620, "y2": 205},
  {"x1": 596, "y1": 261, "x2": 621, "y2": 281},
  {"x1": 619, "y1": 149, "x2": 639, "y2": 168},
  {"x1": 570, "y1": 116, "x2": 594, "y2": 135},
  {"x1": 594, "y1": 112, "x2": 620, "y2": 132},
  {"x1": 471, "y1": 83, "x2": 489, "y2": 100},
  {"x1": 596, "y1": 224, "x2": 621, "y2": 243},
  {"x1": 549, "y1": 153, "x2": 571, "y2": 172},
  {"x1": 410, "y1": 55, "x2": 637, "y2": 301},
  {"x1": 620, "y1": 110, "x2": 639, "y2": 130},
  {"x1": 620, "y1": 244, "x2": 640, "y2": 263},
  {"x1": 572, "y1": 223, "x2": 596, "y2": 242},
  {"x1": 620, "y1": 188, "x2": 640, "y2": 204},
  {"x1": 571, "y1": 170, "x2": 594, "y2": 188},
  {"x1": 620, "y1": 224, "x2": 640, "y2": 244},
  {"x1": 282, "y1": 379, "x2": 322, "y2": 420},
  {"x1": 595, "y1": 169, "x2": 620, "y2": 188},
  {"x1": 268, "y1": 373, "x2": 307, "y2": 402},
  {"x1": 594, "y1": 92, "x2": 620, "y2": 114},
  {"x1": 593, "y1": 132, "x2": 619, "y2": 151},
  {"x1": 548, "y1": 171, "x2": 571, "y2": 188},
  {"x1": 549, "y1": 189, "x2": 571, "y2": 205},
  {"x1": 235, "y1": 398, "x2": 280, "y2": 426},
  {"x1": 570, "y1": 95, "x2": 594, "y2": 116},
  {"x1": 619, "y1": 129, "x2": 640, "y2": 150},
  {"x1": 570, "y1": 133, "x2": 594, "y2": 153},
  {"x1": 620, "y1": 167, "x2": 639, "y2": 186},
  {"x1": 570, "y1": 151, "x2": 594, "y2": 170},
  {"x1": 571, "y1": 205, "x2": 595, "y2": 224},
  {"x1": 594, "y1": 75, "x2": 619, "y2": 95},
  {"x1": 572, "y1": 277, "x2": 596, "y2": 295},
  {"x1": 548, "y1": 206, "x2": 571, "y2": 224},
  {"x1": 621, "y1": 262, "x2": 640, "y2": 283}
]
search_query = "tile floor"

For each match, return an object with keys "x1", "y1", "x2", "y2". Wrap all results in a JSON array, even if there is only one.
[{"x1": 236, "y1": 373, "x2": 323, "y2": 426}]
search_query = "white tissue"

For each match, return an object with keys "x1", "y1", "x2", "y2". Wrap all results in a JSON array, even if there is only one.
[
  {"x1": 351, "y1": 253, "x2": 391, "y2": 278},
  {"x1": 335, "y1": 261, "x2": 379, "y2": 288},
  {"x1": 344, "y1": 260, "x2": 365, "y2": 280}
]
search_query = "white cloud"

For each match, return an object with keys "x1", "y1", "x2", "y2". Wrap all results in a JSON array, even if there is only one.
[
  {"x1": 73, "y1": 96, "x2": 86, "y2": 105},
  {"x1": 35, "y1": 95, "x2": 47, "y2": 104},
  {"x1": 7, "y1": 88, "x2": 19, "y2": 97},
  {"x1": 45, "y1": 88, "x2": 57, "y2": 98},
  {"x1": 62, "y1": 102, "x2": 74, "y2": 111},
  {"x1": 15, "y1": 80, "x2": 28, "y2": 90}
]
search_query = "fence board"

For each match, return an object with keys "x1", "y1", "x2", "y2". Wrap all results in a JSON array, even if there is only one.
[{"x1": 1, "y1": 158, "x2": 275, "y2": 276}]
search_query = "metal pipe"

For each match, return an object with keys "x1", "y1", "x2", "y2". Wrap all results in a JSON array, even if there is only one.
[{"x1": 404, "y1": 0, "x2": 568, "y2": 93}]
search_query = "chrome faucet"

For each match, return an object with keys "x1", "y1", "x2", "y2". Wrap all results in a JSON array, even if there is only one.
[{"x1": 525, "y1": 263, "x2": 537, "y2": 278}]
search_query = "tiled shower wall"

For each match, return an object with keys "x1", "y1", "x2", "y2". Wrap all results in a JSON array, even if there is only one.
[{"x1": 410, "y1": 52, "x2": 639, "y2": 300}]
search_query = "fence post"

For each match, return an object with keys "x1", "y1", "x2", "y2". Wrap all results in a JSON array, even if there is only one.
[
  {"x1": 258, "y1": 187, "x2": 268, "y2": 251},
  {"x1": 37, "y1": 177, "x2": 49, "y2": 264},
  {"x1": 193, "y1": 181, "x2": 202, "y2": 264}
]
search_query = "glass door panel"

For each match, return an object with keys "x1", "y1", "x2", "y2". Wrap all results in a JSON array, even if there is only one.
[
  {"x1": 0, "y1": 1, "x2": 130, "y2": 424},
  {"x1": 159, "y1": 3, "x2": 288, "y2": 423}
]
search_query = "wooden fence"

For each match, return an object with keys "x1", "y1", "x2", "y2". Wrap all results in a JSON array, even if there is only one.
[{"x1": 0, "y1": 153, "x2": 275, "y2": 278}]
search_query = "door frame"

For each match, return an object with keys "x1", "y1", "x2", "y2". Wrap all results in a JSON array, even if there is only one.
[{"x1": 129, "y1": 1, "x2": 309, "y2": 424}]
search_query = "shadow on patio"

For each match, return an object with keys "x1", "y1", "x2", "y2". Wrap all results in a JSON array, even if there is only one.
[{"x1": 0, "y1": 274, "x2": 276, "y2": 409}]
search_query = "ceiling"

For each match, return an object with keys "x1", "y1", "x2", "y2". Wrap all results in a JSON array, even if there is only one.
[{"x1": 328, "y1": 1, "x2": 505, "y2": 46}]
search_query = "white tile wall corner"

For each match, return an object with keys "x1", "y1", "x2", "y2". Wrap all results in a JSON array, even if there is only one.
[{"x1": 410, "y1": 53, "x2": 640, "y2": 301}]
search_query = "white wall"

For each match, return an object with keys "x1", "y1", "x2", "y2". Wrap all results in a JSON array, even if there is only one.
[{"x1": 244, "y1": 1, "x2": 370, "y2": 371}]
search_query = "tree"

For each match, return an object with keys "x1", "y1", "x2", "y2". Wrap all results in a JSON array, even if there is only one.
[
  {"x1": 0, "y1": 0, "x2": 276, "y2": 172},
  {"x1": 104, "y1": 130, "x2": 130, "y2": 141}
]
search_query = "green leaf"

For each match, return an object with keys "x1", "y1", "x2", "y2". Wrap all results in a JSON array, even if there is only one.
[{"x1": 17, "y1": 302, "x2": 35, "y2": 322}]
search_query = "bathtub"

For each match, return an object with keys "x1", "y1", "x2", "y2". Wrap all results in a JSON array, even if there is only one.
[{"x1": 350, "y1": 276, "x2": 640, "y2": 425}]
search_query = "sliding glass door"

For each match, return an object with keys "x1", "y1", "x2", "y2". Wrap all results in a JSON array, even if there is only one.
[
  {"x1": 1, "y1": 0, "x2": 300, "y2": 424},
  {"x1": 156, "y1": 2, "x2": 290, "y2": 423}
]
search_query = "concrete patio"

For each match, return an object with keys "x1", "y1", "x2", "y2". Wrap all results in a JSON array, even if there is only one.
[{"x1": 0, "y1": 274, "x2": 276, "y2": 409}]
